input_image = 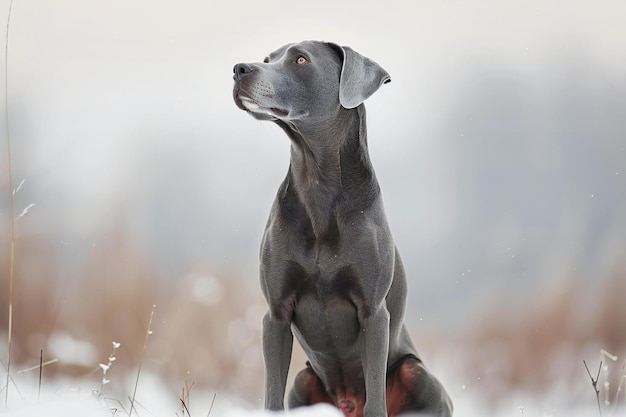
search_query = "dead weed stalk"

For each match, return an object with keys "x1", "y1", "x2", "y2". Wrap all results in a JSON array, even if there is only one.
[{"x1": 3, "y1": 0, "x2": 15, "y2": 409}]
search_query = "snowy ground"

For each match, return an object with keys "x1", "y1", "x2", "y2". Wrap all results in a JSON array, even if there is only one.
[
  {"x1": 3, "y1": 396, "x2": 618, "y2": 417},
  {"x1": 2, "y1": 372, "x2": 622, "y2": 417},
  {"x1": 5, "y1": 400, "x2": 344, "y2": 417}
]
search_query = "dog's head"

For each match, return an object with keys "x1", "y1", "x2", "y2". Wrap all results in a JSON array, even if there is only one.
[{"x1": 232, "y1": 40, "x2": 390, "y2": 122}]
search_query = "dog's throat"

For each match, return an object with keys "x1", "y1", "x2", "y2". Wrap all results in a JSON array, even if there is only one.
[
  {"x1": 297, "y1": 182, "x2": 341, "y2": 241},
  {"x1": 288, "y1": 143, "x2": 344, "y2": 240},
  {"x1": 282, "y1": 109, "x2": 375, "y2": 240}
]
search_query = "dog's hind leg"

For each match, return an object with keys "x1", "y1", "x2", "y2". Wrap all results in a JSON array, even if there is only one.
[
  {"x1": 288, "y1": 363, "x2": 334, "y2": 409},
  {"x1": 386, "y1": 356, "x2": 453, "y2": 417}
]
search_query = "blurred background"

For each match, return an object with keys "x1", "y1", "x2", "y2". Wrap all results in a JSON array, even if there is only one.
[{"x1": 1, "y1": 0, "x2": 625, "y2": 414}]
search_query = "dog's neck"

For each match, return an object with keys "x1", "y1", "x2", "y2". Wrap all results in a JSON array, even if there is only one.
[{"x1": 276, "y1": 105, "x2": 380, "y2": 239}]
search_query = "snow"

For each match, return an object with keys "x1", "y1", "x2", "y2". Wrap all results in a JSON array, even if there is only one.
[
  {"x1": 2, "y1": 377, "x2": 623, "y2": 417},
  {"x1": 6, "y1": 399, "x2": 112, "y2": 417},
  {"x1": 1, "y1": 369, "x2": 624, "y2": 417},
  {"x1": 223, "y1": 404, "x2": 342, "y2": 417},
  {"x1": 4, "y1": 397, "x2": 620, "y2": 417},
  {"x1": 4, "y1": 397, "x2": 342, "y2": 417},
  {"x1": 46, "y1": 332, "x2": 98, "y2": 367},
  {"x1": 1, "y1": 370, "x2": 342, "y2": 417}
]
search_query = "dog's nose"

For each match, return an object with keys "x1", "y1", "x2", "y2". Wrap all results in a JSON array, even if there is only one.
[{"x1": 233, "y1": 63, "x2": 254, "y2": 81}]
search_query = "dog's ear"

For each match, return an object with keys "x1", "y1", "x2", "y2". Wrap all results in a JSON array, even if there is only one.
[{"x1": 331, "y1": 44, "x2": 391, "y2": 109}]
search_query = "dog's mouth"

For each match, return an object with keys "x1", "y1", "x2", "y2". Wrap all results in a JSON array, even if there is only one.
[
  {"x1": 268, "y1": 106, "x2": 289, "y2": 118},
  {"x1": 233, "y1": 85, "x2": 289, "y2": 120},
  {"x1": 232, "y1": 82, "x2": 252, "y2": 111},
  {"x1": 239, "y1": 96, "x2": 286, "y2": 116}
]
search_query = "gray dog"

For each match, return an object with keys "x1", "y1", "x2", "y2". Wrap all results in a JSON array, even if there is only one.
[{"x1": 232, "y1": 41, "x2": 452, "y2": 417}]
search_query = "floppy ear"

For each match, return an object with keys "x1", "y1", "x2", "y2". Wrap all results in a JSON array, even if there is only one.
[{"x1": 334, "y1": 45, "x2": 391, "y2": 109}]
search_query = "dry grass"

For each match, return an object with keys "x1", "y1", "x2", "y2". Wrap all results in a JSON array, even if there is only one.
[
  {"x1": 129, "y1": 304, "x2": 155, "y2": 416},
  {"x1": 1, "y1": 239, "x2": 625, "y2": 413},
  {"x1": 3, "y1": 0, "x2": 15, "y2": 408},
  {"x1": 583, "y1": 360, "x2": 603, "y2": 416},
  {"x1": 430, "y1": 260, "x2": 625, "y2": 415},
  {"x1": 0, "y1": 224, "x2": 265, "y2": 403}
]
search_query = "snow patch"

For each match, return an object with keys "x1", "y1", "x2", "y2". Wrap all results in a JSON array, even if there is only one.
[
  {"x1": 47, "y1": 331, "x2": 98, "y2": 367},
  {"x1": 223, "y1": 404, "x2": 342, "y2": 416}
]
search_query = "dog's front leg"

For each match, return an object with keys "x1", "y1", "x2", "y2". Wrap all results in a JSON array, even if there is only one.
[
  {"x1": 262, "y1": 311, "x2": 293, "y2": 410},
  {"x1": 360, "y1": 307, "x2": 390, "y2": 417}
]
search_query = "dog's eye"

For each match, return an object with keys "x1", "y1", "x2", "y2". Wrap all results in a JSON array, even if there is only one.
[{"x1": 296, "y1": 56, "x2": 308, "y2": 64}]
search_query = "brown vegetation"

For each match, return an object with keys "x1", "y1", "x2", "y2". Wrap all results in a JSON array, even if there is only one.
[{"x1": 1, "y1": 223, "x2": 625, "y2": 409}]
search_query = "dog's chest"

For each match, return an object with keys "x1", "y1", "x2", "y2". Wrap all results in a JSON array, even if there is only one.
[
  {"x1": 291, "y1": 264, "x2": 364, "y2": 359},
  {"x1": 292, "y1": 243, "x2": 365, "y2": 313}
]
